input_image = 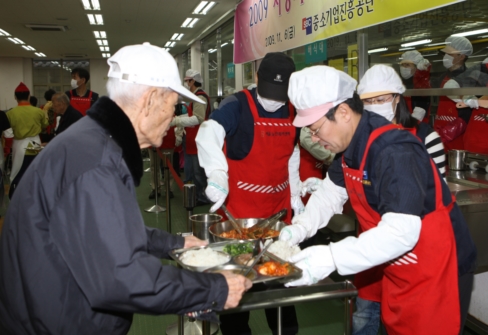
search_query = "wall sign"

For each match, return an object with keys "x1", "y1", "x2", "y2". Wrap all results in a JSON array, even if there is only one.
[
  {"x1": 234, "y1": 0, "x2": 465, "y2": 64},
  {"x1": 305, "y1": 40, "x2": 327, "y2": 64}
]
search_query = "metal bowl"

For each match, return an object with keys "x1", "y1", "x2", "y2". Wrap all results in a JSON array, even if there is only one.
[
  {"x1": 208, "y1": 218, "x2": 285, "y2": 242},
  {"x1": 204, "y1": 264, "x2": 258, "y2": 281}
]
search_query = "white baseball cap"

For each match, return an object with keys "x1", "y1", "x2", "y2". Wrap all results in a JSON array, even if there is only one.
[
  {"x1": 184, "y1": 69, "x2": 203, "y2": 84},
  {"x1": 440, "y1": 36, "x2": 473, "y2": 56},
  {"x1": 357, "y1": 65, "x2": 405, "y2": 100},
  {"x1": 107, "y1": 42, "x2": 203, "y2": 104},
  {"x1": 288, "y1": 66, "x2": 357, "y2": 127}
]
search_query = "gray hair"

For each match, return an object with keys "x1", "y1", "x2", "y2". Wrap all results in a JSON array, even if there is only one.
[
  {"x1": 52, "y1": 93, "x2": 70, "y2": 105},
  {"x1": 106, "y1": 78, "x2": 172, "y2": 107}
]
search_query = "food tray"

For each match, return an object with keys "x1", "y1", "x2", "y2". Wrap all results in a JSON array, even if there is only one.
[{"x1": 170, "y1": 241, "x2": 302, "y2": 285}]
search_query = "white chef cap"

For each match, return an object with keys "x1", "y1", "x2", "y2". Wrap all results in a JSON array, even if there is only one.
[{"x1": 357, "y1": 65, "x2": 406, "y2": 100}]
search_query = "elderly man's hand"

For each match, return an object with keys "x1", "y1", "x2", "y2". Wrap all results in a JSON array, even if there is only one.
[
  {"x1": 183, "y1": 236, "x2": 208, "y2": 248},
  {"x1": 220, "y1": 271, "x2": 252, "y2": 309}
]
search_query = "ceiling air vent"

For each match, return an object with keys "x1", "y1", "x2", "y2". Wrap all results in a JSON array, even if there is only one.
[
  {"x1": 25, "y1": 24, "x2": 68, "y2": 32},
  {"x1": 63, "y1": 54, "x2": 87, "y2": 58}
]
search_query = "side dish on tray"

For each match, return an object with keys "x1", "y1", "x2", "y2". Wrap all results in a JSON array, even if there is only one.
[
  {"x1": 219, "y1": 227, "x2": 279, "y2": 240},
  {"x1": 256, "y1": 261, "x2": 292, "y2": 276}
]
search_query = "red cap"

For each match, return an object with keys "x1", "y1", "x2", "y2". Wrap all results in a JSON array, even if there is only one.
[{"x1": 15, "y1": 82, "x2": 30, "y2": 93}]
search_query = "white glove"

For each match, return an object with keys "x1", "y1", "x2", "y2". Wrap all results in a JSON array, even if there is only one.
[
  {"x1": 288, "y1": 145, "x2": 301, "y2": 198},
  {"x1": 291, "y1": 195, "x2": 305, "y2": 215},
  {"x1": 279, "y1": 224, "x2": 309, "y2": 246},
  {"x1": 412, "y1": 107, "x2": 426, "y2": 121},
  {"x1": 170, "y1": 115, "x2": 200, "y2": 128},
  {"x1": 300, "y1": 177, "x2": 322, "y2": 197},
  {"x1": 463, "y1": 95, "x2": 479, "y2": 109},
  {"x1": 285, "y1": 245, "x2": 336, "y2": 287},
  {"x1": 416, "y1": 58, "x2": 430, "y2": 71},
  {"x1": 205, "y1": 170, "x2": 229, "y2": 213}
]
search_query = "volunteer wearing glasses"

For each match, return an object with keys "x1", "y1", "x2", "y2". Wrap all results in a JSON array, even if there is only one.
[
  {"x1": 399, "y1": 50, "x2": 432, "y2": 123},
  {"x1": 280, "y1": 65, "x2": 476, "y2": 335},
  {"x1": 196, "y1": 52, "x2": 301, "y2": 335},
  {"x1": 352, "y1": 65, "x2": 449, "y2": 335},
  {"x1": 432, "y1": 35, "x2": 473, "y2": 151}
]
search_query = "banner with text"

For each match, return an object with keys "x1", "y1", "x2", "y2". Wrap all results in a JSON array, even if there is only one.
[{"x1": 234, "y1": 0, "x2": 464, "y2": 64}]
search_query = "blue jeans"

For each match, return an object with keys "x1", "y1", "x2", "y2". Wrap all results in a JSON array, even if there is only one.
[{"x1": 352, "y1": 297, "x2": 381, "y2": 335}]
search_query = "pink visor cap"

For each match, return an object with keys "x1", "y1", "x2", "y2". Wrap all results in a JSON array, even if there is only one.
[{"x1": 288, "y1": 66, "x2": 357, "y2": 127}]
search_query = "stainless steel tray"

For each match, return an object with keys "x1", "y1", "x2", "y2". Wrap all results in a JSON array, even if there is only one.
[{"x1": 170, "y1": 241, "x2": 302, "y2": 285}]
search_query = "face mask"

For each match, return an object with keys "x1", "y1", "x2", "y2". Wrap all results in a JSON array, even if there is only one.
[
  {"x1": 183, "y1": 82, "x2": 190, "y2": 89},
  {"x1": 257, "y1": 93, "x2": 285, "y2": 113},
  {"x1": 443, "y1": 54, "x2": 454, "y2": 69},
  {"x1": 366, "y1": 101, "x2": 396, "y2": 122},
  {"x1": 71, "y1": 79, "x2": 79, "y2": 89},
  {"x1": 400, "y1": 67, "x2": 414, "y2": 80}
]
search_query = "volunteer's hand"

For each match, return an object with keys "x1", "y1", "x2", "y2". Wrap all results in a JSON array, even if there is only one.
[
  {"x1": 291, "y1": 195, "x2": 305, "y2": 215},
  {"x1": 412, "y1": 107, "x2": 426, "y2": 121},
  {"x1": 206, "y1": 170, "x2": 229, "y2": 212},
  {"x1": 220, "y1": 271, "x2": 252, "y2": 309},
  {"x1": 183, "y1": 236, "x2": 208, "y2": 248},
  {"x1": 285, "y1": 245, "x2": 336, "y2": 287},
  {"x1": 300, "y1": 177, "x2": 322, "y2": 197},
  {"x1": 463, "y1": 96, "x2": 479, "y2": 109},
  {"x1": 279, "y1": 224, "x2": 308, "y2": 246},
  {"x1": 416, "y1": 58, "x2": 430, "y2": 71}
]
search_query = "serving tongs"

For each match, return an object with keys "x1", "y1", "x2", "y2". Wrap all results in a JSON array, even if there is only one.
[
  {"x1": 220, "y1": 204, "x2": 244, "y2": 237},
  {"x1": 241, "y1": 240, "x2": 272, "y2": 277},
  {"x1": 246, "y1": 209, "x2": 287, "y2": 239}
]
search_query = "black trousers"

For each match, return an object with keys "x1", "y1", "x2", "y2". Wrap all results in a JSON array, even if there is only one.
[
  {"x1": 9, "y1": 155, "x2": 36, "y2": 199},
  {"x1": 220, "y1": 305, "x2": 298, "y2": 335}
]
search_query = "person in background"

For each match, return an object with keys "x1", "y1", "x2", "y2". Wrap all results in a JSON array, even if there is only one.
[
  {"x1": 399, "y1": 50, "x2": 431, "y2": 123},
  {"x1": 281, "y1": 65, "x2": 476, "y2": 335},
  {"x1": 65, "y1": 67, "x2": 99, "y2": 116},
  {"x1": 350, "y1": 64, "x2": 447, "y2": 335},
  {"x1": 0, "y1": 42, "x2": 251, "y2": 335},
  {"x1": 196, "y1": 52, "x2": 301, "y2": 335},
  {"x1": 29, "y1": 96, "x2": 38, "y2": 107},
  {"x1": 40, "y1": 89, "x2": 57, "y2": 143},
  {"x1": 432, "y1": 35, "x2": 473, "y2": 151},
  {"x1": 51, "y1": 93, "x2": 83, "y2": 136},
  {"x1": 0, "y1": 111, "x2": 11, "y2": 210},
  {"x1": 6, "y1": 82, "x2": 48, "y2": 199},
  {"x1": 171, "y1": 69, "x2": 211, "y2": 206}
]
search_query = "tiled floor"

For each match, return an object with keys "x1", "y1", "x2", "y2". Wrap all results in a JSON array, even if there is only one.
[{"x1": 127, "y1": 160, "x2": 352, "y2": 335}]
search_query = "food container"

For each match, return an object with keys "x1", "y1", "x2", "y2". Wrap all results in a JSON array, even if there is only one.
[
  {"x1": 204, "y1": 264, "x2": 258, "y2": 281},
  {"x1": 190, "y1": 213, "x2": 222, "y2": 242},
  {"x1": 174, "y1": 246, "x2": 231, "y2": 272},
  {"x1": 208, "y1": 219, "x2": 286, "y2": 242},
  {"x1": 448, "y1": 150, "x2": 467, "y2": 171}
]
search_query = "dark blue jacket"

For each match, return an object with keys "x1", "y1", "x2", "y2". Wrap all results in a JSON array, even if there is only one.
[{"x1": 0, "y1": 97, "x2": 227, "y2": 334}]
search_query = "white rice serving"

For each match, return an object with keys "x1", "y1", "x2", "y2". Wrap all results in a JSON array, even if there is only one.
[
  {"x1": 266, "y1": 240, "x2": 301, "y2": 261},
  {"x1": 181, "y1": 249, "x2": 230, "y2": 268}
]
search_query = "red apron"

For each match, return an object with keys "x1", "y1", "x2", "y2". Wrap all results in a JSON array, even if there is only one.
[
  {"x1": 185, "y1": 90, "x2": 210, "y2": 155},
  {"x1": 69, "y1": 90, "x2": 92, "y2": 116},
  {"x1": 464, "y1": 107, "x2": 488, "y2": 154},
  {"x1": 345, "y1": 124, "x2": 460, "y2": 334},
  {"x1": 434, "y1": 76, "x2": 464, "y2": 151},
  {"x1": 160, "y1": 126, "x2": 176, "y2": 150},
  {"x1": 221, "y1": 89, "x2": 295, "y2": 224},
  {"x1": 298, "y1": 142, "x2": 323, "y2": 205}
]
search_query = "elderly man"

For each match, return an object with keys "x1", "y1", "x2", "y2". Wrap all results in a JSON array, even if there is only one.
[
  {"x1": 51, "y1": 93, "x2": 83, "y2": 136},
  {"x1": 0, "y1": 43, "x2": 251, "y2": 335},
  {"x1": 281, "y1": 66, "x2": 476, "y2": 335}
]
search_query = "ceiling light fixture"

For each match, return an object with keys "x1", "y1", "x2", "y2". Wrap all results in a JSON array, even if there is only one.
[
  {"x1": 171, "y1": 33, "x2": 179, "y2": 40},
  {"x1": 164, "y1": 48, "x2": 170, "y2": 52},
  {"x1": 101, "y1": 39, "x2": 108, "y2": 45},
  {"x1": 165, "y1": 41, "x2": 171, "y2": 47},
  {"x1": 35, "y1": 52, "x2": 46, "y2": 57},
  {"x1": 188, "y1": 18, "x2": 199, "y2": 28},
  {"x1": 176, "y1": 33, "x2": 184, "y2": 40},
  {"x1": 93, "y1": 31, "x2": 100, "y2": 38},
  {"x1": 221, "y1": 42, "x2": 228, "y2": 47},
  {"x1": 181, "y1": 18, "x2": 193, "y2": 28},
  {"x1": 368, "y1": 47, "x2": 388, "y2": 54},
  {"x1": 87, "y1": 14, "x2": 96, "y2": 25},
  {"x1": 193, "y1": 1, "x2": 209, "y2": 14},
  {"x1": 452, "y1": 28, "x2": 488, "y2": 37},
  {"x1": 96, "y1": 39, "x2": 103, "y2": 46},
  {"x1": 82, "y1": 0, "x2": 101, "y2": 10},
  {"x1": 99, "y1": 46, "x2": 105, "y2": 51},
  {"x1": 95, "y1": 14, "x2": 104, "y2": 25},
  {"x1": 208, "y1": 48, "x2": 217, "y2": 53},
  {"x1": 169, "y1": 41, "x2": 176, "y2": 47},
  {"x1": 7, "y1": 37, "x2": 25, "y2": 44},
  {"x1": 201, "y1": 2, "x2": 216, "y2": 15},
  {"x1": 0, "y1": 28, "x2": 11, "y2": 36},
  {"x1": 399, "y1": 47, "x2": 414, "y2": 51},
  {"x1": 400, "y1": 39, "x2": 432, "y2": 48},
  {"x1": 100, "y1": 31, "x2": 106, "y2": 38},
  {"x1": 426, "y1": 42, "x2": 450, "y2": 46},
  {"x1": 22, "y1": 45, "x2": 36, "y2": 51},
  {"x1": 102, "y1": 53, "x2": 111, "y2": 58}
]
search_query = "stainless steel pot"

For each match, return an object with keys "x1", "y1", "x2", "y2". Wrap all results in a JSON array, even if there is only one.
[
  {"x1": 448, "y1": 150, "x2": 467, "y2": 171},
  {"x1": 208, "y1": 218, "x2": 285, "y2": 242},
  {"x1": 190, "y1": 214, "x2": 222, "y2": 242}
]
